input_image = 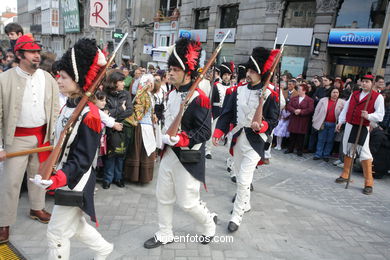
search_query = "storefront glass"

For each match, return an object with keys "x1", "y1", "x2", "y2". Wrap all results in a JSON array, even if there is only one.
[
  {"x1": 336, "y1": 0, "x2": 388, "y2": 28},
  {"x1": 280, "y1": 46, "x2": 311, "y2": 77}
]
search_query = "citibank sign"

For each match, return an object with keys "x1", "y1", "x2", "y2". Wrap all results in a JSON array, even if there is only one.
[{"x1": 328, "y1": 29, "x2": 390, "y2": 49}]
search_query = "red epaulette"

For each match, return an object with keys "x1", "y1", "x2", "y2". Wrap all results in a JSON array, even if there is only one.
[
  {"x1": 83, "y1": 102, "x2": 102, "y2": 133},
  {"x1": 195, "y1": 88, "x2": 211, "y2": 109},
  {"x1": 213, "y1": 81, "x2": 219, "y2": 87},
  {"x1": 267, "y1": 85, "x2": 279, "y2": 103},
  {"x1": 226, "y1": 82, "x2": 246, "y2": 95}
]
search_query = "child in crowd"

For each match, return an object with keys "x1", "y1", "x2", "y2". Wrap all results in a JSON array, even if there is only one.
[{"x1": 273, "y1": 107, "x2": 291, "y2": 150}]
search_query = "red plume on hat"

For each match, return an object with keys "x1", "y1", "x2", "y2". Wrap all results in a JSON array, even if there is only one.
[
  {"x1": 185, "y1": 41, "x2": 201, "y2": 72},
  {"x1": 14, "y1": 34, "x2": 42, "y2": 52},
  {"x1": 230, "y1": 61, "x2": 235, "y2": 74},
  {"x1": 262, "y1": 49, "x2": 280, "y2": 75}
]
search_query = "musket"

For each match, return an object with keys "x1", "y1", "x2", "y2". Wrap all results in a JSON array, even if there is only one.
[
  {"x1": 251, "y1": 35, "x2": 288, "y2": 129},
  {"x1": 40, "y1": 33, "x2": 128, "y2": 180},
  {"x1": 6, "y1": 146, "x2": 53, "y2": 159},
  {"x1": 345, "y1": 88, "x2": 373, "y2": 189},
  {"x1": 165, "y1": 31, "x2": 231, "y2": 137}
]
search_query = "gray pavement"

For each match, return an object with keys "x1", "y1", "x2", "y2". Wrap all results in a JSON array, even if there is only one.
[{"x1": 9, "y1": 145, "x2": 390, "y2": 259}]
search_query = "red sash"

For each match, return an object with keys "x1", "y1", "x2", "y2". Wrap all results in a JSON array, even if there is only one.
[{"x1": 14, "y1": 125, "x2": 51, "y2": 162}]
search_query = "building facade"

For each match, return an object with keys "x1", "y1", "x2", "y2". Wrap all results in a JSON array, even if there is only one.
[
  {"x1": 17, "y1": 0, "x2": 64, "y2": 58},
  {"x1": 178, "y1": 0, "x2": 390, "y2": 80},
  {"x1": 17, "y1": 0, "x2": 157, "y2": 66}
]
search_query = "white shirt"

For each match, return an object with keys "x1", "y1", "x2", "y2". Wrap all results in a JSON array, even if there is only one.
[
  {"x1": 131, "y1": 78, "x2": 140, "y2": 95},
  {"x1": 99, "y1": 110, "x2": 115, "y2": 128},
  {"x1": 338, "y1": 91, "x2": 385, "y2": 124},
  {"x1": 16, "y1": 67, "x2": 46, "y2": 127},
  {"x1": 298, "y1": 96, "x2": 304, "y2": 104}
]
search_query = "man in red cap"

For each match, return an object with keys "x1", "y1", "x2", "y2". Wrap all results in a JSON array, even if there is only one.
[
  {"x1": 0, "y1": 34, "x2": 59, "y2": 243},
  {"x1": 335, "y1": 74, "x2": 385, "y2": 194}
]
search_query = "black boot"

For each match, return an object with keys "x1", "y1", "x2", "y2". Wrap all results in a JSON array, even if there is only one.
[
  {"x1": 102, "y1": 181, "x2": 110, "y2": 189},
  {"x1": 200, "y1": 215, "x2": 218, "y2": 245},
  {"x1": 114, "y1": 179, "x2": 125, "y2": 188},
  {"x1": 230, "y1": 176, "x2": 236, "y2": 183},
  {"x1": 144, "y1": 236, "x2": 173, "y2": 249},
  {"x1": 227, "y1": 221, "x2": 239, "y2": 232},
  {"x1": 363, "y1": 186, "x2": 373, "y2": 195}
]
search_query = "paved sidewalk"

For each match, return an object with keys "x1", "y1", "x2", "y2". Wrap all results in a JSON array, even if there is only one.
[{"x1": 8, "y1": 145, "x2": 390, "y2": 259}]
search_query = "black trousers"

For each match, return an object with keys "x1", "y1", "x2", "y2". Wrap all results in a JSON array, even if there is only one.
[{"x1": 288, "y1": 133, "x2": 305, "y2": 154}]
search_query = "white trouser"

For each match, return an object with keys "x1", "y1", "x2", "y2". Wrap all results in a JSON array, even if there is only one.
[
  {"x1": 226, "y1": 157, "x2": 235, "y2": 177},
  {"x1": 343, "y1": 123, "x2": 372, "y2": 161},
  {"x1": 231, "y1": 131, "x2": 260, "y2": 225},
  {"x1": 47, "y1": 205, "x2": 113, "y2": 260},
  {"x1": 155, "y1": 147, "x2": 216, "y2": 243},
  {"x1": 264, "y1": 131, "x2": 274, "y2": 159},
  {"x1": 206, "y1": 117, "x2": 219, "y2": 155}
]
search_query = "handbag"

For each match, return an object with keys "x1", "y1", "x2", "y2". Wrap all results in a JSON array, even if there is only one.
[
  {"x1": 54, "y1": 189, "x2": 84, "y2": 207},
  {"x1": 179, "y1": 149, "x2": 202, "y2": 163}
]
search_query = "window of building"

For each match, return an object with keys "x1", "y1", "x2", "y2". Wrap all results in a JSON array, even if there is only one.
[
  {"x1": 109, "y1": 0, "x2": 117, "y2": 24},
  {"x1": 160, "y1": 0, "x2": 178, "y2": 17},
  {"x1": 336, "y1": 0, "x2": 388, "y2": 28},
  {"x1": 283, "y1": 1, "x2": 316, "y2": 28},
  {"x1": 220, "y1": 5, "x2": 239, "y2": 28},
  {"x1": 52, "y1": 9, "x2": 59, "y2": 27},
  {"x1": 195, "y1": 8, "x2": 209, "y2": 29}
]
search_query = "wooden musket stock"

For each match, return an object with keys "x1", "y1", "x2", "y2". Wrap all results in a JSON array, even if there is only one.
[{"x1": 5, "y1": 146, "x2": 53, "y2": 159}]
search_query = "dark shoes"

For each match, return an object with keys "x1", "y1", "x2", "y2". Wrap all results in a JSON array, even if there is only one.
[
  {"x1": 227, "y1": 221, "x2": 239, "y2": 233},
  {"x1": 284, "y1": 150, "x2": 293, "y2": 154},
  {"x1": 0, "y1": 226, "x2": 9, "y2": 244},
  {"x1": 200, "y1": 215, "x2": 218, "y2": 245},
  {"x1": 102, "y1": 181, "x2": 110, "y2": 189},
  {"x1": 363, "y1": 186, "x2": 373, "y2": 195},
  {"x1": 30, "y1": 209, "x2": 51, "y2": 224},
  {"x1": 231, "y1": 176, "x2": 236, "y2": 183},
  {"x1": 323, "y1": 158, "x2": 329, "y2": 162},
  {"x1": 205, "y1": 154, "x2": 212, "y2": 159},
  {"x1": 297, "y1": 151, "x2": 303, "y2": 157},
  {"x1": 335, "y1": 177, "x2": 348, "y2": 183},
  {"x1": 313, "y1": 157, "x2": 321, "y2": 160},
  {"x1": 114, "y1": 180, "x2": 125, "y2": 188},
  {"x1": 144, "y1": 236, "x2": 173, "y2": 249}
]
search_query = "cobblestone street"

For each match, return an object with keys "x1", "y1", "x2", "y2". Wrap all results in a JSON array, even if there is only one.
[{"x1": 10, "y1": 145, "x2": 390, "y2": 259}]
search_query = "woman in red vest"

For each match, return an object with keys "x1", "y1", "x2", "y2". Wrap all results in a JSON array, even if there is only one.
[{"x1": 335, "y1": 75, "x2": 385, "y2": 195}]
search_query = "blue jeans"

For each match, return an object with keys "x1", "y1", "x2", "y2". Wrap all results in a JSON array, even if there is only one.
[
  {"x1": 103, "y1": 156, "x2": 124, "y2": 183},
  {"x1": 315, "y1": 122, "x2": 336, "y2": 158}
]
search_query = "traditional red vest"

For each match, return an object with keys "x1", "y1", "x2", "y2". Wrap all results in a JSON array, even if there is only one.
[{"x1": 346, "y1": 90, "x2": 380, "y2": 126}]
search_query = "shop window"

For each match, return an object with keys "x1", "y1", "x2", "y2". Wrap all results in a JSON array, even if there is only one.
[
  {"x1": 160, "y1": 0, "x2": 178, "y2": 17},
  {"x1": 283, "y1": 1, "x2": 316, "y2": 28},
  {"x1": 280, "y1": 46, "x2": 311, "y2": 77},
  {"x1": 220, "y1": 5, "x2": 239, "y2": 28},
  {"x1": 336, "y1": 0, "x2": 388, "y2": 28}
]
